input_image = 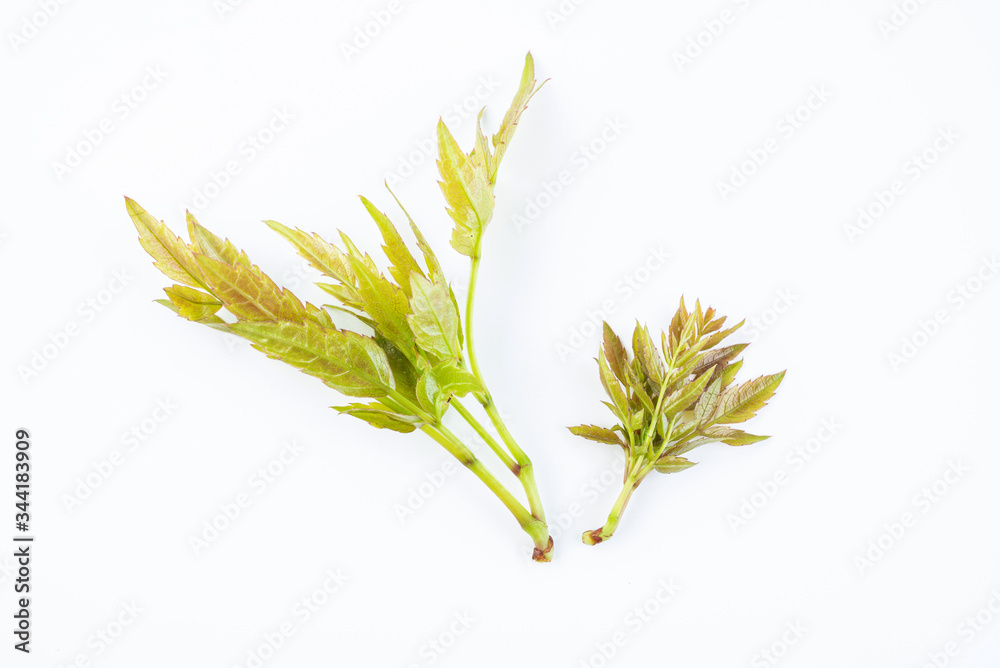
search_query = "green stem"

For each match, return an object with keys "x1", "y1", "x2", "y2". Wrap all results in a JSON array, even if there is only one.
[
  {"x1": 452, "y1": 399, "x2": 518, "y2": 473},
  {"x1": 464, "y1": 254, "x2": 547, "y2": 525},
  {"x1": 421, "y1": 422, "x2": 552, "y2": 561},
  {"x1": 583, "y1": 467, "x2": 642, "y2": 545}
]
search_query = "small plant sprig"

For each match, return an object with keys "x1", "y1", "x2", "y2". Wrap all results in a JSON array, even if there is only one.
[
  {"x1": 570, "y1": 298, "x2": 785, "y2": 545},
  {"x1": 126, "y1": 54, "x2": 554, "y2": 560}
]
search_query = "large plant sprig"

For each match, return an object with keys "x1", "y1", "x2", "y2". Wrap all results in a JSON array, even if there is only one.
[
  {"x1": 126, "y1": 54, "x2": 554, "y2": 561},
  {"x1": 570, "y1": 298, "x2": 785, "y2": 545}
]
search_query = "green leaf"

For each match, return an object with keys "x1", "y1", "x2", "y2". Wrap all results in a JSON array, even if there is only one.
[
  {"x1": 431, "y1": 358, "x2": 483, "y2": 397},
  {"x1": 694, "y1": 376, "x2": 723, "y2": 424},
  {"x1": 569, "y1": 424, "x2": 626, "y2": 449},
  {"x1": 701, "y1": 320, "x2": 744, "y2": 350},
  {"x1": 416, "y1": 369, "x2": 447, "y2": 419},
  {"x1": 163, "y1": 284, "x2": 223, "y2": 321},
  {"x1": 195, "y1": 255, "x2": 307, "y2": 323},
  {"x1": 484, "y1": 52, "x2": 543, "y2": 184},
  {"x1": 661, "y1": 367, "x2": 715, "y2": 417},
  {"x1": 437, "y1": 120, "x2": 495, "y2": 257},
  {"x1": 602, "y1": 322, "x2": 632, "y2": 386},
  {"x1": 702, "y1": 425, "x2": 769, "y2": 446},
  {"x1": 691, "y1": 344, "x2": 747, "y2": 378},
  {"x1": 653, "y1": 455, "x2": 697, "y2": 474},
  {"x1": 711, "y1": 371, "x2": 786, "y2": 424},
  {"x1": 374, "y1": 332, "x2": 419, "y2": 398},
  {"x1": 598, "y1": 348, "x2": 629, "y2": 419},
  {"x1": 187, "y1": 212, "x2": 250, "y2": 267},
  {"x1": 334, "y1": 402, "x2": 419, "y2": 433},
  {"x1": 406, "y1": 273, "x2": 461, "y2": 360},
  {"x1": 359, "y1": 196, "x2": 424, "y2": 296},
  {"x1": 230, "y1": 320, "x2": 395, "y2": 397},
  {"x1": 385, "y1": 183, "x2": 445, "y2": 281},
  {"x1": 125, "y1": 197, "x2": 206, "y2": 289},
  {"x1": 265, "y1": 220, "x2": 357, "y2": 287},
  {"x1": 633, "y1": 323, "x2": 666, "y2": 385},
  {"x1": 155, "y1": 298, "x2": 229, "y2": 332},
  {"x1": 719, "y1": 359, "x2": 743, "y2": 389},
  {"x1": 347, "y1": 254, "x2": 417, "y2": 362}
]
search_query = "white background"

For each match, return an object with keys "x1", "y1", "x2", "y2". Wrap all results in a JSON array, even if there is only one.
[{"x1": 4, "y1": 0, "x2": 1000, "y2": 666}]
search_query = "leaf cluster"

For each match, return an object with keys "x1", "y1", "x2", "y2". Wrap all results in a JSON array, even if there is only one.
[{"x1": 570, "y1": 297, "x2": 785, "y2": 479}]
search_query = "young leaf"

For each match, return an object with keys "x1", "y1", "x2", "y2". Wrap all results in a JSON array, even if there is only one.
[
  {"x1": 437, "y1": 120, "x2": 495, "y2": 257},
  {"x1": 633, "y1": 324, "x2": 666, "y2": 385},
  {"x1": 406, "y1": 273, "x2": 461, "y2": 360},
  {"x1": 484, "y1": 52, "x2": 542, "y2": 184},
  {"x1": 653, "y1": 455, "x2": 696, "y2": 474},
  {"x1": 690, "y1": 344, "x2": 747, "y2": 378},
  {"x1": 230, "y1": 320, "x2": 395, "y2": 397},
  {"x1": 125, "y1": 198, "x2": 206, "y2": 289},
  {"x1": 187, "y1": 212, "x2": 251, "y2": 268},
  {"x1": 701, "y1": 425, "x2": 769, "y2": 446},
  {"x1": 602, "y1": 322, "x2": 632, "y2": 386},
  {"x1": 694, "y1": 376, "x2": 723, "y2": 424},
  {"x1": 431, "y1": 358, "x2": 483, "y2": 397},
  {"x1": 711, "y1": 371, "x2": 786, "y2": 424},
  {"x1": 569, "y1": 425, "x2": 626, "y2": 448},
  {"x1": 195, "y1": 255, "x2": 307, "y2": 323},
  {"x1": 155, "y1": 298, "x2": 229, "y2": 331},
  {"x1": 163, "y1": 284, "x2": 223, "y2": 321},
  {"x1": 359, "y1": 196, "x2": 424, "y2": 296},
  {"x1": 347, "y1": 255, "x2": 417, "y2": 362},
  {"x1": 416, "y1": 369, "x2": 447, "y2": 420},
  {"x1": 265, "y1": 220, "x2": 357, "y2": 288},
  {"x1": 334, "y1": 402, "x2": 419, "y2": 433},
  {"x1": 385, "y1": 183, "x2": 445, "y2": 280}
]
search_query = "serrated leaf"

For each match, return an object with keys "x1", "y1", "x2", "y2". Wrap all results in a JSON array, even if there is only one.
[
  {"x1": 691, "y1": 344, "x2": 747, "y2": 378},
  {"x1": 702, "y1": 425, "x2": 770, "y2": 446},
  {"x1": 385, "y1": 183, "x2": 445, "y2": 281},
  {"x1": 374, "y1": 332, "x2": 418, "y2": 398},
  {"x1": 406, "y1": 273, "x2": 461, "y2": 360},
  {"x1": 719, "y1": 359, "x2": 743, "y2": 389},
  {"x1": 485, "y1": 52, "x2": 542, "y2": 184},
  {"x1": 431, "y1": 358, "x2": 482, "y2": 397},
  {"x1": 155, "y1": 298, "x2": 229, "y2": 332},
  {"x1": 711, "y1": 371, "x2": 786, "y2": 424},
  {"x1": 334, "y1": 402, "x2": 419, "y2": 433},
  {"x1": 359, "y1": 196, "x2": 424, "y2": 296},
  {"x1": 633, "y1": 323, "x2": 666, "y2": 385},
  {"x1": 694, "y1": 376, "x2": 723, "y2": 424},
  {"x1": 230, "y1": 320, "x2": 395, "y2": 397},
  {"x1": 416, "y1": 369, "x2": 446, "y2": 419},
  {"x1": 265, "y1": 220, "x2": 356, "y2": 287},
  {"x1": 347, "y1": 254, "x2": 417, "y2": 362},
  {"x1": 187, "y1": 212, "x2": 251, "y2": 267},
  {"x1": 602, "y1": 322, "x2": 632, "y2": 386},
  {"x1": 569, "y1": 424, "x2": 625, "y2": 449},
  {"x1": 195, "y1": 255, "x2": 307, "y2": 323},
  {"x1": 163, "y1": 284, "x2": 222, "y2": 321},
  {"x1": 598, "y1": 348, "x2": 629, "y2": 418},
  {"x1": 661, "y1": 367, "x2": 715, "y2": 417},
  {"x1": 437, "y1": 120, "x2": 495, "y2": 257},
  {"x1": 702, "y1": 320, "x2": 744, "y2": 350},
  {"x1": 125, "y1": 197, "x2": 206, "y2": 289},
  {"x1": 653, "y1": 455, "x2": 697, "y2": 474}
]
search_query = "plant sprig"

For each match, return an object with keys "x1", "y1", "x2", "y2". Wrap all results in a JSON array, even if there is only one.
[
  {"x1": 127, "y1": 54, "x2": 554, "y2": 561},
  {"x1": 571, "y1": 298, "x2": 785, "y2": 545}
]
